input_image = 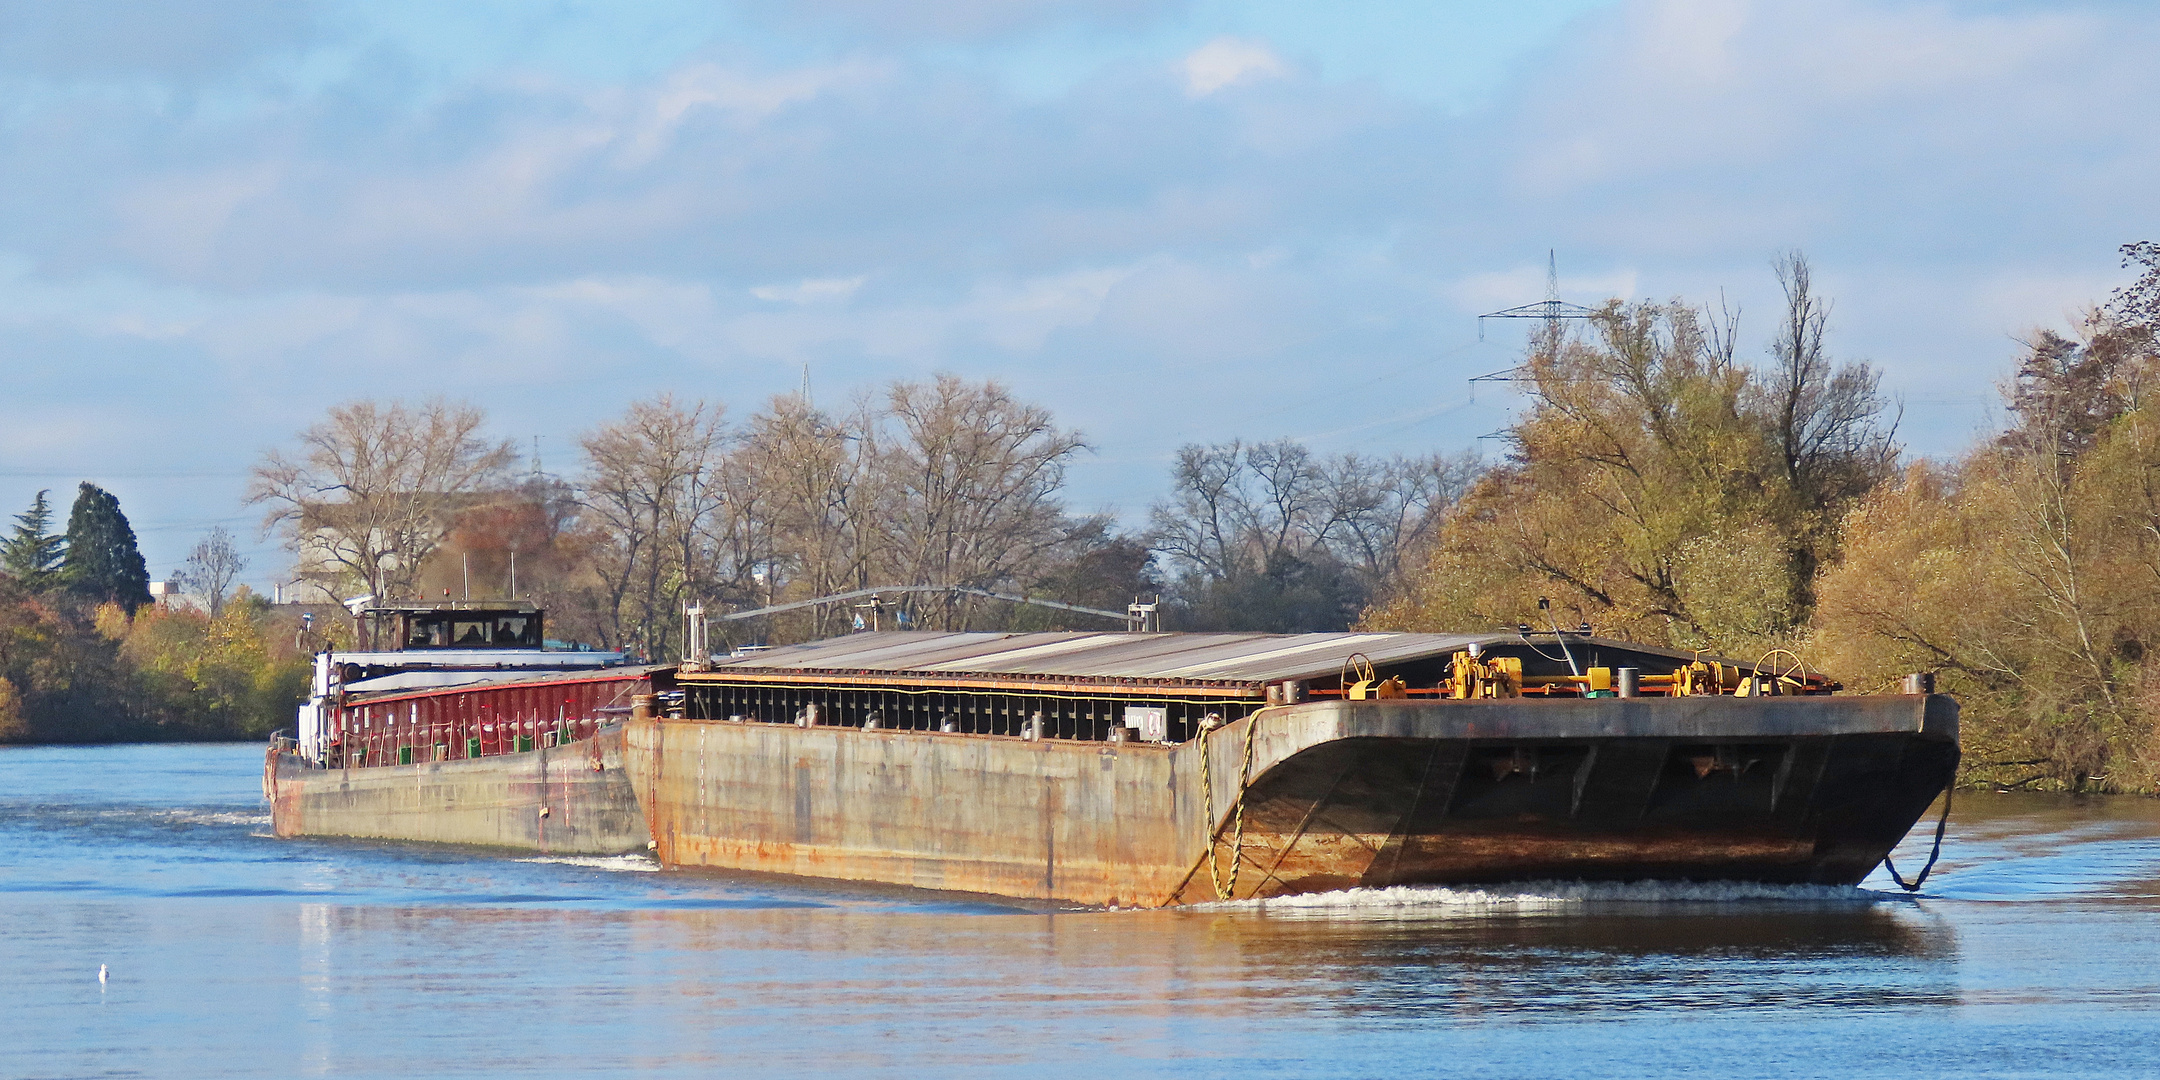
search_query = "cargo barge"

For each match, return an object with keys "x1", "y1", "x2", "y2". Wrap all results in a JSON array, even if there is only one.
[
  {"x1": 631, "y1": 631, "x2": 1958, "y2": 906},
  {"x1": 264, "y1": 604, "x2": 655, "y2": 855},
  {"x1": 267, "y1": 611, "x2": 1957, "y2": 905}
]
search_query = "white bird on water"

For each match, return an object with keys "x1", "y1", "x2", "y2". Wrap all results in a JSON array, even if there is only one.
[{"x1": 98, "y1": 964, "x2": 107, "y2": 986}]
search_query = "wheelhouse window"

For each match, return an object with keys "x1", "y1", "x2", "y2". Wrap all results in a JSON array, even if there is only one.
[{"x1": 376, "y1": 608, "x2": 545, "y2": 650}]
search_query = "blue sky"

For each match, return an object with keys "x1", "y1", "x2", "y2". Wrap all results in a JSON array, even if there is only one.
[{"x1": 2, "y1": 0, "x2": 2156, "y2": 588}]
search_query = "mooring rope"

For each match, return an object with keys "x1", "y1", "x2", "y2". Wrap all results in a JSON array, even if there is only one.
[
  {"x1": 1883, "y1": 788, "x2": 1953, "y2": 892},
  {"x1": 1201, "y1": 716, "x2": 1260, "y2": 901}
]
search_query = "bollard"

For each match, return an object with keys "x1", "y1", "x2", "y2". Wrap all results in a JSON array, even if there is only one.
[
  {"x1": 1616, "y1": 667, "x2": 1639, "y2": 698},
  {"x1": 1902, "y1": 672, "x2": 1936, "y2": 695}
]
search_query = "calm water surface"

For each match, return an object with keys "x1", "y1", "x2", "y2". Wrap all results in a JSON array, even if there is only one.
[{"x1": 5, "y1": 743, "x2": 2160, "y2": 1078}]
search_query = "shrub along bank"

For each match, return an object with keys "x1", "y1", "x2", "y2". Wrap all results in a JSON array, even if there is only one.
[{"x1": 1372, "y1": 248, "x2": 2160, "y2": 794}]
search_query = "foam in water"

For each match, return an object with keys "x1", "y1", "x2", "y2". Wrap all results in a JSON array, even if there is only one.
[
  {"x1": 163, "y1": 810, "x2": 273, "y2": 827},
  {"x1": 516, "y1": 855, "x2": 661, "y2": 873},
  {"x1": 1196, "y1": 880, "x2": 1897, "y2": 916}
]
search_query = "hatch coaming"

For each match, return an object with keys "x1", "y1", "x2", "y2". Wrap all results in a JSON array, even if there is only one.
[{"x1": 674, "y1": 630, "x2": 1843, "y2": 747}]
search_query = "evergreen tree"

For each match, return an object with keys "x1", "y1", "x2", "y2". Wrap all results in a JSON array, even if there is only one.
[
  {"x1": 1, "y1": 490, "x2": 65, "y2": 586},
  {"x1": 61, "y1": 483, "x2": 151, "y2": 612}
]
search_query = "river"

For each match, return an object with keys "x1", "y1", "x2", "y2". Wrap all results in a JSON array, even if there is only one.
[{"x1": 5, "y1": 743, "x2": 2158, "y2": 1078}]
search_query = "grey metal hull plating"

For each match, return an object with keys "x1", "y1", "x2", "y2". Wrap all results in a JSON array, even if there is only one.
[{"x1": 265, "y1": 725, "x2": 647, "y2": 856}]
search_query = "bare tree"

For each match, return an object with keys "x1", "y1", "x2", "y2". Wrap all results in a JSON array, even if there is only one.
[
  {"x1": 1147, "y1": 441, "x2": 1250, "y2": 581},
  {"x1": 730, "y1": 394, "x2": 879, "y2": 638},
  {"x1": 874, "y1": 376, "x2": 1086, "y2": 628},
  {"x1": 579, "y1": 395, "x2": 729, "y2": 659},
  {"x1": 178, "y1": 526, "x2": 246, "y2": 618},
  {"x1": 1321, "y1": 451, "x2": 1483, "y2": 583},
  {"x1": 1149, "y1": 438, "x2": 1482, "y2": 628},
  {"x1": 250, "y1": 399, "x2": 515, "y2": 602},
  {"x1": 1759, "y1": 253, "x2": 1898, "y2": 508}
]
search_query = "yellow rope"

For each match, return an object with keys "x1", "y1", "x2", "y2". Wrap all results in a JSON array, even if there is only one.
[{"x1": 1201, "y1": 715, "x2": 1260, "y2": 900}]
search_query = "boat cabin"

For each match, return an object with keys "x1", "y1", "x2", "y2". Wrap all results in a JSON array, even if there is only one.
[{"x1": 357, "y1": 604, "x2": 544, "y2": 652}]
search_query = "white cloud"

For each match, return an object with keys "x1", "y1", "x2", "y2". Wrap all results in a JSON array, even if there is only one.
[
  {"x1": 617, "y1": 60, "x2": 889, "y2": 166},
  {"x1": 1181, "y1": 37, "x2": 1288, "y2": 96},
  {"x1": 750, "y1": 276, "x2": 868, "y2": 305},
  {"x1": 1507, "y1": 0, "x2": 2115, "y2": 196},
  {"x1": 7, "y1": 0, "x2": 2160, "y2": 555}
]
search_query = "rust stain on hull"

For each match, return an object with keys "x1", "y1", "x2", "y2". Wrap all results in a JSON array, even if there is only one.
[
  {"x1": 629, "y1": 695, "x2": 1960, "y2": 907},
  {"x1": 629, "y1": 720, "x2": 1195, "y2": 907}
]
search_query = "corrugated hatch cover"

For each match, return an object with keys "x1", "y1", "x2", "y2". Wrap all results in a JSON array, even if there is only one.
[{"x1": 703, "y1": 631, "x2": 1518, "y2": 688}]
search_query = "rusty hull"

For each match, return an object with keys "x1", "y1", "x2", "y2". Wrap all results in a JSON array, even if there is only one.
[
  {"x1": 625, "y1": 694, "x2": 1959, "y2": 907},
  {"x1": 265, "y1": 725, "x2": 647, "y2": 855}
]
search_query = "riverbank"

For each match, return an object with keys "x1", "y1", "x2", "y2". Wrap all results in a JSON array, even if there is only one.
[{"x1": 0, "y1": 584, "x2": 308, "y2": 744}]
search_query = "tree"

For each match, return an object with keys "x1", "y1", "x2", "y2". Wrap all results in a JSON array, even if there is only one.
[
  {"x1": 1007, "y1": 517, "x2": 1162, "y2": 631},
  {"x1": 1999, "y1": 314, "x2": 2151, "y2": 461},
  {"x1": 120, "y1": 591, "x2": 311, "y2": 740},
  {"x1": 578, "y1": 395, "x2": 728, "y2": 659},
  {"x1": 1319, "y1": 451, "x2": 1483, "y2": 585},
  {"x1": 60, "y1": 483, "x2": 152, "y2": 612},
  {"x1": 2111, "y1": 240, "x2": 2160, "y2": 333},
  {"x1": 727, "y1": 393, "x2": 880, "y2": 639},
  {"x1": 0, "y1": 490, "x2": 64, "y2": 586},
  {"x1": 696, "y1": 378, "x2": 1097, "y2": 641},
  {"x1": 178, "y1": 526, "x2": 247, "y2": 618},
  {"x1": 1148, "y1": 439, "x2": 1477, "y2": 630},
  {"x1": 250, "y1": 399, "x2": 516, "y2": 603},
  {"x1": 415, "y1": 472, "x2": 599, "y2": 639},
  {"x1": 1372, "y1": 255, "x2": 1896, "y2": 653},
  {"x1": 873, "y1": 376, "x2": 1087, "y2": 629},
  {"x1": 1755, "y1": 254, "x2": 1899, "y2": 607},
  {"x1": 1813, "y1": 307, "x2": 2160, "y2": 792}
]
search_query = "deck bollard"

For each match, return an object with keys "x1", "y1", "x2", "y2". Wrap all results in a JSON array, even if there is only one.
[{"x1": 1616, "y1": 668, "x2": 1639, "y2": 698}]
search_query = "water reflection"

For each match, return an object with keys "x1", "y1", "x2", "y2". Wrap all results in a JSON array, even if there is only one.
[{"x1": 221, "y1": 895, "x2": 1965, "y2": 1079}]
